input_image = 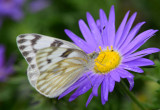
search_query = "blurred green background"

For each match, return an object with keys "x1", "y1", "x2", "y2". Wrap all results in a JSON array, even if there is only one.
[{"x1": 0, "y1": 0, "x2": 160, "y2": 110}]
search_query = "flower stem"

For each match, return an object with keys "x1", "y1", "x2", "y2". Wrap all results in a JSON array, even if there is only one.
[{"x1": 120, "y1": 81, "x2": 146, "y2": 110}]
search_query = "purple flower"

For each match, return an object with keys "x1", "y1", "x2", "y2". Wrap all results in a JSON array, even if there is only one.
[
  {"x1": 0, "y1": 0, "x2": 25, "y2": 21},
  {"x1": 0, "y1": 45, "x2": 15, "y2": 82},
  {"x1": 29, "y1": 0, "x2": 50, "y2": 13},
  {"x1": 59, "y1": 6, "x2": 160, "y2": 106}
]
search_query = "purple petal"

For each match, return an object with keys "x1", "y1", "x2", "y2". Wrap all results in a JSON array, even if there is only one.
[
  {"x1": 69, "y1": 75, "x2": 97, "y2": 101},
  {"x1": 86, "y1": 93, "x2": 93, "y2": 107},
  {"x1": 107, "y1": 5, "x2": 115, "y2": 46},
  {"x1": 99, "y1": 9, "x2": 108, "y2": 46},
  {"x1": 101, "y1": 78, "x2": 106, "y2": 105},
  {"x1": 78, "y1": 19, "x2": 96, "y2": 49},
  {"x1": 117, "y1": 68, "x2": 134, "y2": 90},
  {"x1": 58, "y1": 76, "x2": 86, "y2": 99},
  {"x1": 64, "y1": 29, "x2": 93, "y2": 53},
  {"x1": 92, "y1": 75, "x2": 104, "y2": 96},
  {"x1": 117, "y1": 68, "x2": 134, "y2": 79},
  {"x1": 127, "y1": 77, "x2": 134, "y2": 90},
  {"x1": 114, "y1": 11, "x2": 130, "y2": 48},
  {"x1": 59, "y1": 72, "x2": 92, "y2": 99},
  {"x1": 116, "y1": 12, "x2": 137, "y2": 49},
  {"x1": 123, "y1": 48, "x2": 160, "y2": 62},
  {"x1": 4, "y1": 66, "x2": 14, "y2": 75},
  {"x1": 119, "y1": 22, "x2": 146, "y2": 51},
  {"x1": 99, "y1": 9, "x2": 108, "y2": 31},
  {"x1": 121, "y1": 29, "x2": 158, "y2": 55},
  {"x1": 86, "y1": 12, "x2": 103, "y2": 47},
  {"x1": 122, "y1": 58, "x2": 155, "y2": 67},
  {"x1": 11, "y1": 8, "x2": 23, "y2": 21},
  {"x1": 119, "y1": 64, "x2": 144, "y2": 73},
  {"x1": 14, "y1": 0, "x2": 25, "y2": 6},
  {"x1": 110, "y1": 69, "x2": 121, "y2": 82},
  {"x1": 29, "y1": 0, "x2": 50, "y2": 13},
  {"x1": 69, "y1": 83, "x2": 92, "y2": 101},
  {"x1": 103, "y1": 75, "x2": 109, "y2": 101},
  {"x1": 109, "y1": 76, "x2": 115, "y2": 92},
  {"x1": 0, "y1": 45, "x2": 5, "y2": 68},
  {"x1": 4, "y1": 55, "x2": 16, "y2": 75},
  {"x1": 96, "y1": 19, "x2": 101, "y2": 31}
]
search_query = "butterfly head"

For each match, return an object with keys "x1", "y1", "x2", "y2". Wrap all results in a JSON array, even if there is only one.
[{"x1": 88, "y1": 51, "x2": 99, "y2": 59}]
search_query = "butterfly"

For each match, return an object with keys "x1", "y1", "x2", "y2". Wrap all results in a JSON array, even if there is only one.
[{"x1": 17, "y1": 33, "x2": 99, "y2": 98}]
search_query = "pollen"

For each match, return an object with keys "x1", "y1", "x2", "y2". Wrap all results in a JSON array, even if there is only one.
[{"x1": 94, "y1": 46, "x2": 121, "y2": 74}]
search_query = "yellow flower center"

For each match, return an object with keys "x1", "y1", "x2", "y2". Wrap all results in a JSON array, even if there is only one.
[{"x1": 94, "y1": 46, "x2": 121, "y2": 74}]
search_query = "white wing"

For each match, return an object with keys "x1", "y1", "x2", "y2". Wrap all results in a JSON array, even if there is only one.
[
  {"x1": 17, "y1": 33, "x2": 81, "y2": 87},
  {"x1": 35, "y1": 47, "x2": 89, "y2": 97}
]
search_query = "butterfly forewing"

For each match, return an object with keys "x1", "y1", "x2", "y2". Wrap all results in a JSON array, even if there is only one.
[
  {"x1": 35, "y1": 47, "x2": 89, "y2": 97},
  {"x1": 17, "y1": 33, "x2": 82, "y2": 88},
  {"x1": 17, "y1": 33, "x2": 81, "y2": 69}
]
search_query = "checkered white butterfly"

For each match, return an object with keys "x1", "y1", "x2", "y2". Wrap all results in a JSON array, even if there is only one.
[{"x1": 17, "y1": 33, "x2": 98, "y2": 98}]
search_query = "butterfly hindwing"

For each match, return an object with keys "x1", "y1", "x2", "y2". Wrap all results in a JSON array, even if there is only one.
[
  {"x1": 36, "y1": 47, "x2": 88, "y2": 73},
  {"x1": 35, "y1": 47, "x2": 89, "y2": 97}
]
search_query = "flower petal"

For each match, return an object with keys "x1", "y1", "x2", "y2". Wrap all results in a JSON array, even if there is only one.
[
  {"x1": 119, "y1": 64, "x2": 144, "y2": 73},
  {"x1": 116, "y1": 12, "x2": 137, "y2": 49},
  {"x1": 96, "y1": 19, "x2": 101, "y2": 31},
  {"x1": 29, "y1": 0, "x2": 50, "y2": 13},
  {"x1": 101, "y1": 81, "x2": 106, "y2": 105},
  {"x1": 119, "y1": 22, "x2": 146, "y2": 51},
  {"x1": 64, "y1": 29, "x2": 92, "y2": 53},
  {"x1": 117, "y1": 68, "x2": 134, "y2": 90},
  {"x1": 92, "y1": 75, "x2": 104, "y2": 96},
  {"x1": 114, "y1": 11, "x2": 130, "y2": 48},
  {"x1": 86, "y1": 12, "x2": 103, "y2": 47},
  {"x1": 99, "y1": 9, "x2": 108, "y2": 46},
  {"x1": 99, "y1": 9, "x2": 108, "y2": 31},
  {"x1": 107, "y1": 5, "x2": 115, "y2": 46},
  {"x1": 122, "y1": 58, "x2": 155, "y2": 67},
  {"x1": 69, "y1": 75, "x2": 97, "y2": 101},
  {"x1": 11, "y1": 8, "x2": 24, "y2": 21},
  {"x1": 109, "y1": 76, "x2": 115, "y2": 92},
  {"x1": 69, "y1": 83, "x2": 92, "y2": 101},
  {"x1": 117, "y1": 68, "x2": 134, "y2": 79},
  {"x1": 121, "y1": 29, "x2": 158, "y2": 55},
  {"x1": 86, "y1": 93, "x2": 93, "y2": 107},
  {"x1": 79, "y1": 19, "x2": 96, "y2": 49},
  {"x1": 123, "y1": 48, "x2": 160, "y2": 62},
  {"x1": 110, "y1": 69, "x2": 121, "y2": 82},
  {"x1": 59, "y1": 72, "x2": 92, "y2": 99},
  {"x1": 0, "y1": 45, "x2": 5, "y2": 68},
  {"x1": 127, "y1": 77, "x2": 134, "y2": 90},
  {"x1": 103, "y1": 75, "x2": 109, "y2": 101}
]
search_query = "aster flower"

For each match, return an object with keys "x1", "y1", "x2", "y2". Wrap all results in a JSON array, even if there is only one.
[
  {"x1": 58, "y1": 6, "x2": 160, "y2": 106},
  {"x1": 29, "y1": 0, "x2": 50, "y2": 13},
  {"x1": 0, "y1": 0, "x2": 25, "y2": 21},
  {"x1": 0, "y1": 45, "x2": 15, "y2": 82}
]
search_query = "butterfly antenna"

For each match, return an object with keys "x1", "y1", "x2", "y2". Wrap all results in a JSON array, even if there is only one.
[
  {"x1": 94, "y1": 26, "x2": 105, "y2": 52},
  {"x1": 86, "y1": 74, "x2": 93, "y2": 87},
  {"x1": 97, "y1": 26, "x2": 106, "y2": 50}
]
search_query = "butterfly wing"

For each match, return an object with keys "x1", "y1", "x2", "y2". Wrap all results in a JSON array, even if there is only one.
[
  {"x1": 17, "y1": 33, "x2": 81, "y2": 87},
  {"x1": 35, "y1": 47, "x2": 89, "y2": 97}
]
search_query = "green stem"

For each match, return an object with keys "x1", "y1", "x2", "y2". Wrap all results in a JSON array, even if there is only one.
[{"x1": 120, "y1": 81, "x2": 146, "y2": 110}]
